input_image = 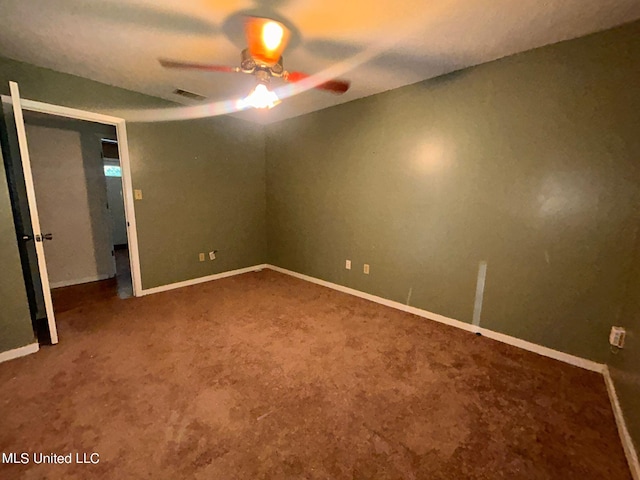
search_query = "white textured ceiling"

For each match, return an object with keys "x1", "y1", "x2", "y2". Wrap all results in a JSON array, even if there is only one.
[{"x1": 1, "y1": 0, "x2": 639, "y2": 124}]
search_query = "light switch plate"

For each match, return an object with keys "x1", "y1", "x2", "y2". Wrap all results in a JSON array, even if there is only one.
[{"x1": 134, "y1": 189, "x2": 143, "y2": 200}]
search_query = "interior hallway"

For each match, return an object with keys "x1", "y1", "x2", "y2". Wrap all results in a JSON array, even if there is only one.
[
  {"x1": 50, "y1": 247, "x2": 132, "y2": 316},
  {"x1": 0, "y1": 270, "x2": 631, "y2": 479}
]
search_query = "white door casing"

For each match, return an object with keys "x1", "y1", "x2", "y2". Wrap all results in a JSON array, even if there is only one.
[{"x1": 13, "y1": 88, "x2": 143, "y2": 297}]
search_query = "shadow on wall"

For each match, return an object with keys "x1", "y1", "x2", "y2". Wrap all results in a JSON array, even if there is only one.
[{"x1": 0, "y1": 56, "x2": 173, "y2": 113}]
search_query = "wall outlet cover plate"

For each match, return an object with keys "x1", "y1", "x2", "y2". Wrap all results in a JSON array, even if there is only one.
[{"x1": 609, "y1": 326, "x2": 626, "y2": 348}]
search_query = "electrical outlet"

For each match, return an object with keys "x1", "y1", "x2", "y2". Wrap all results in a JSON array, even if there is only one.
[
  {"x1": 363, "y1": 264, "x2": 370, "y2": 275},
  {"x1": 345, "y1": 259, "x2": 351, "y2": 270},
  {"x1": 609, "y1": 326, "x2": 626, "y2": 348},
  {"x1": 198, "y1": 253, "x2": 205, "y2": 262},
  {"x1": 134, "y1": 189, "x2": 143, "y2": 200},
  {"x1": 209, "y1": 251, "x2": 216, "y2": 260}
]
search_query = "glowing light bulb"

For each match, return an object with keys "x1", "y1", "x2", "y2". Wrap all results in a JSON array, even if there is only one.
[
  {"x1": 262, "y1": 21, "x2": 284, "y2": 50},
  {"x1": 239, "y1": 83, "x2": 280, "y2": 110}
]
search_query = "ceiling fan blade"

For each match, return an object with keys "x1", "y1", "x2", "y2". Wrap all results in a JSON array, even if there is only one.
[
  {"x1": 244, "y1": 17, "x2": 290, "y2": 66},
  {"x1": 284, "y1": 71, "x2": 350, "y2": 95},
  {"x1": 159, "y1": 59, "x2": 241, "y2": 73}
]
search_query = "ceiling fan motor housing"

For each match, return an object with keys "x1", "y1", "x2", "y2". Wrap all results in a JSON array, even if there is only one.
[
  {"x1": 254, "y1": 69, "x2": 271, "y2": 85},
  {"x1": 241, "y1": 48, "x2": 284, "y2": 77}
]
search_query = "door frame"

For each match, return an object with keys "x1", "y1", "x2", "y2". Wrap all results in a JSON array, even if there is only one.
[{"x1": 15, "y1": 96, "x2": 143, "y2": 299}]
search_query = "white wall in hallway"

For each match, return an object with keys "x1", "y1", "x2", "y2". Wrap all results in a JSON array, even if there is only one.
[{"x1": 26, "y1": 118, "x2": 115, "y2": 288}]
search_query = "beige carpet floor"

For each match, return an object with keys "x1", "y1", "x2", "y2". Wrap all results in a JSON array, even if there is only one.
[{"x1": 0, "y1": 269, "x2": 631, "y2": 479}]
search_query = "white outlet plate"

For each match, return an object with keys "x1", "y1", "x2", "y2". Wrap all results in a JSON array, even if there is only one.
[
  {"x1": 345, "y1": 260, "x2": 351, "y2": 270},
  {"x1": 198, "y1": 253, "x2": 205, "y2": 262},
  {"x1": 209, "y1": 251, "x2": 216, "y2": 260},
  {"x1": 610, "y1": 326, "x2": 626, "y2": 348},
  {"x1": 364, "y1": 264, "x2": 370, "y2": 274}
]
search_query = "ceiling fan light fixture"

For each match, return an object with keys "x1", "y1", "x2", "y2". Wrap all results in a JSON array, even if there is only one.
[
  {"x1": 245, "y1": 17, "x2": 290, "y2": 65},
  {"x1": 240, "y1": 82, "x2": 280, "y2": 110},
  {"x1": 158, "y1": 15, "x2": 350, "y2": 111}
]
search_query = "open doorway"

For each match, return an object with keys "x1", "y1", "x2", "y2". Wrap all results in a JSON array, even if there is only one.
[
  {"x1": 102, "y1": 138, "x2": 133, "y2": 299},
  {"x1": 21, "y1": 112, "x2": 133, "y2": 316},
  {"x1": 0, "y1": 88, "x2": 141, "y2": 345}
]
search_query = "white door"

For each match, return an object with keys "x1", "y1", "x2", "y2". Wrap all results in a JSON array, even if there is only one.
[{"x1": 9, "y1": 81, "x2": 58, "y2": 344}]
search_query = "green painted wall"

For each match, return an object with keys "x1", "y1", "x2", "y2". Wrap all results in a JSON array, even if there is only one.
[
  {"x1": 0, "y1": 145, "x2": 35, "y2": 351},
  {"x1": 0, "y1": 56, "x2": 266, "y2": 351},
  {"x1": 266, "y1": 20, "x2": 640, "y2": 454},
  {"x1": 128, "y1": 119, "x2": 265, "y2": 289},
  {"x1": 266, "y1": 20, "x2": 640, "y2": 364}
]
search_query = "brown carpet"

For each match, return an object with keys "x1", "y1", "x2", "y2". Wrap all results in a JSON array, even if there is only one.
[{"x1": 0, "y1": 270, "x2": 631, "y2": 479}]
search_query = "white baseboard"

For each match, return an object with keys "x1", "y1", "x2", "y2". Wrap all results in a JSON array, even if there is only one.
[
  {"x1": 140, "y1": 264, "x2": 267, "y2": 296},
  {"x1": 42, "y1": 262, "x2": 633, "y2": 474},
  {"x1": 266, "y1": 265, "x2": 640, "y2": 475},
  {"x1": 477, "y1": 328, "x2": 604, "y2": 373},
  {"x1": 50, "y1": 273, "x2": 112, "y2": 289},
  {"x1": 0, "y1": 343, "x2": 39, "y2": 364},
  {"x1": 127, "y1": 262, "x2": 604, "y2": 373},
  {"x1": 604, "y1": 367, "x2": 640, "y2": 480},
  {"x1": 266, "y1": 265, "x2": 605, "y2": 373}
]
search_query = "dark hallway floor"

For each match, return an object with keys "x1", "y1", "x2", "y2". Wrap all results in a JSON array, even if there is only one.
[
  {"x1": 114, "y1": 246, "x2": 132, "y2": 299},
  {"x1": 50, "y1": 247, "x2": 132, "y2": 315},
  {"x1": 0, "y1": 270, "x2": 631, "y2": 479}
]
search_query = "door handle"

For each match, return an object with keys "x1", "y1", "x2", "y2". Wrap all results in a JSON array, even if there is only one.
[
  {"x1": 21, "y1": 234, "x2": 33, "y2": 241},
  {"x1": 35, "y1": 233, "x2": 53, "y2": 242}
]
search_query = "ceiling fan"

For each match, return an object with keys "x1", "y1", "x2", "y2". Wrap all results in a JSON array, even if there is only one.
[{"x1": 159, "y1": 16, "x2": 351, "y2": 109}]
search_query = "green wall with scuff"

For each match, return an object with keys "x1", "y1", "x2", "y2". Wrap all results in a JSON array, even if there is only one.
[{"x1": 265, "y1": 21, "x2": 640, "y2": 452}]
